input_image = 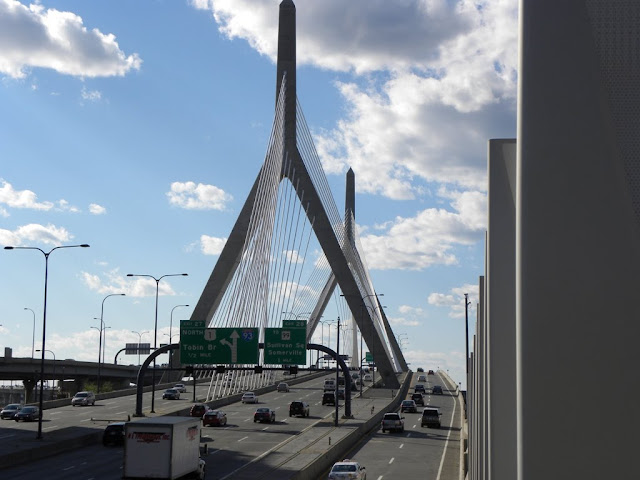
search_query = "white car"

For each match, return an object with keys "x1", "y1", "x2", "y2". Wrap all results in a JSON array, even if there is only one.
[
  {"x1": 363, "y1": 374, "x2": 372, "y2": 382},
  {"x1": 173, "y1": 384, "x2": 187, "y2": 393},
  {"x1": 241, "y1": 392, "x2": 258, "y2": 404},
  {"x1": 328, "y1": 459, "x2": 366, "y2": 479}
]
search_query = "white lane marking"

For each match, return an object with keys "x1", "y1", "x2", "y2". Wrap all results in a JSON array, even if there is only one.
[
  {"x1": 399, "y1": 443, "x2": 404, "y2": 449},
  {"x1": 389, "y1": 457, "x2": 395, "y2": 464},
  {"x1": 377, "y1": 476, "x2": 384, "y2": 480},
  {"x1": 435, "y1": 378, "x2": 457, "y2": 480},
  {"x1": 80, "y1": 418, "x2": 91, "y2": 422},
  {"x1": 0, "y1": 434, "x2": 16, "y2": 439},
  {"x1": 63, "y1": 466, "x2": 75, "y2": 471},
  {"x1": 48, "y1": 411, "x2": 61, "y2": 416},
  {"x1": 262, "y1": 427, "x2": 269, "y2": 431},
  {"x1": 238, "y1": 436, "x2": 249, "y2": 442}
]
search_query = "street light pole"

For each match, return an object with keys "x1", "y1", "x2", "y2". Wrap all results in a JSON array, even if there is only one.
[
  {"x1": 464, "y1": 293, "x2": 470, "y2": 382},
  {"x1": 35, "y1": 349, "x2": 55, "y2": 394},
  {"x1": 335, "y1": 316, "x2": 341, "y2": 427},
  {"x1": 4, "y1": 243, "x2": 89, "y2": 440},
  {"x1": 131, "y1": 330, "x2": 149, "y2": 366},
  {"x1": 24, "y1": 307, "x2": 36, "y2": 358},
  {"x1": 97, "y1": 294, "x2": 125, "y2": 394},
  {"x1": 169, "y1": 304, "x2": 189, "y2": 370},
  {"x1": 127, "y1": 273, "x2": 188, "y2": 413}
]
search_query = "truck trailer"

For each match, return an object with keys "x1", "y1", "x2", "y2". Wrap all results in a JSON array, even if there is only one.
[{"x1": 123, "y1": 416, "x2": 205, "y2": 479}]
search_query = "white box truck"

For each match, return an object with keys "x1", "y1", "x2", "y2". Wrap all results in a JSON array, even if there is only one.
[{"x1": 123, "y1": 416, "x2": 205, "y2": 479}]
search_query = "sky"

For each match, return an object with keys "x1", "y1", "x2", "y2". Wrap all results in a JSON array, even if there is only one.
[{"x1": 0, "y1": 0, "x2": 519, "y2": 389}]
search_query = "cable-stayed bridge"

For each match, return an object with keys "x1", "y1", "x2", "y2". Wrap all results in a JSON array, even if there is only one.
[{"x1": 188, "y1": 0, "x2": 407, "y2": 390}]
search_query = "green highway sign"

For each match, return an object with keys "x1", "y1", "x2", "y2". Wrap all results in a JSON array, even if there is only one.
[
  {"x1": 365, "y1": 352, "x2": 373, "y2": 362},
  {"x1": 263, "y1": 321, "x2": 307, "y2": 365},
  {"x1": 180, "y1": 320, "x2": 259, "y2": 365}
]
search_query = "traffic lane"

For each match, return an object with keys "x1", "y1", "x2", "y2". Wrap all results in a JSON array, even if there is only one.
[
  {"x1": 0, "y1": 443, "x2": 124, "y2": 480},
  {"x1": 338, "y1": 388, "x2": 458, "y2": 479}
]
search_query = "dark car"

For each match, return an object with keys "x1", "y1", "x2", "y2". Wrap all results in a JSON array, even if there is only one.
[
  {"x1": 336, "y1": 389, "x2": 346, "y2": 400},
  {"x1": 432, "y1": 385, "x2": 444, "y2": 395},
  {"x1": 401, "y1": 400, "x2": 417, "y2": 413},
  {"x1": 14, "y1": 406, "x2": 40, "y2": 422},
  {"x1": 322, "y1": 392, "x2": 336, "y2": 405},
  {"x1": 411, "y1": 393, "x2": 425, "y2": 406},
  {"x1": 202, "y1": 410, "x2": 227, "y2": 427},
  {"x1": 1, "y1": 403, "x2": 23, "y2": 420},
  {"x1": 428, "y1": 370, "x2": 435, "y2": 375},
  {"x1": 289, "y1": 401, "x2": 310, "y2": 417},
  {"x1": 102, "y1": 422, "x2": 126, "y2": 446},
  {"x1": 414, "y1": 384, "x2": 426, "y2": 393},
  {"x1": 421, "y1": 407, "x2": 442, "y2": 428},
  {"x1": 162, "y1": 388, "x2": 180, "y2": 400},
  {"x1": 417, "y1": 367, "x2": 424, "y2": 372},
  {"x1": 190, "y1": 403, "x2": 211, "y2": 417},
  {"x1": 254, "y1": 407, "x2": 275, "y2": 423}
]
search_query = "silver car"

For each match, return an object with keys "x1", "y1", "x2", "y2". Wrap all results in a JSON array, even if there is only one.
[{"x1": 71, "y1": 391, "x2": 96, "y2": 406}]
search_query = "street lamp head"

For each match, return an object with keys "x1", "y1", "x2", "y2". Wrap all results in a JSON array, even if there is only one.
[
  {"x1": 4, "y1": 246, "x2": 14, "y2": 250},
  {"x1": 79, "y1": 244, "x2": 90, "y2": 248}
]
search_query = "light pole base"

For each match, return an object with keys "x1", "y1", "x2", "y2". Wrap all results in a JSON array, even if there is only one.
[{"x1": 132, "y1": 413, "x2": 146, "y2": 417}]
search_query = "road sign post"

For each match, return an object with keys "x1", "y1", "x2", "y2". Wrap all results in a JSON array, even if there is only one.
[{"x1": 180, "y1": 320, "x2": 259, "y2": 365}]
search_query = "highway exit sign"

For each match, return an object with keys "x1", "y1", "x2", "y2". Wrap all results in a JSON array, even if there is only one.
[
  {"x1": 263, "y1": 321, "x2": 307, "y2": 365},
  {"x1": 180, "y1": 320, "x2": 259, "y2": 365}
]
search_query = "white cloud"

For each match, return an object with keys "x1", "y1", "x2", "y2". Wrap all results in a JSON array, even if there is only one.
[
  {"x1": 89, "y1": 203, "x2": 106, "y2": 215},
  {"x1": 167, "y1": 181, "x2": 233, "y2": 210},
  {"x1": 283, "y1": 249, "x2": 304, "y2": 264},
  {"x1": 428, "y1": 283, "x2": 478, "y2": 318},
  {"x1": 81, "y1": 86, "x2": 102, "y2": 102},
  {"x1": 5, "y1": 223, "x2": 73, "y2": 245},
  {"x1": 398, "y1": 305, "x2": 424, "y2": 316},
  {"x1": 0, "y1": 0, "x2": 142, "y2": 79},
  {"x1": 0, "y1": 179, "x2": 54, "y2": 210},
  {"x1": 81, "y1": 268, "x2": 179, "y2": 297},
  {"x1": 200, "y1": 235, "x2": 227, "y2": 255},
  {"x1": 388, "y1": 316, "x2": 421, "y2": 327},
  {"x1": 359, "y1": 190, "x2": 486, "y2": 270}
]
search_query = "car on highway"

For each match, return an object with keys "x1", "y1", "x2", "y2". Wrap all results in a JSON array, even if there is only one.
[
  {"x1": 417, "y1": 375, "x2": 427, "y2": 382},
  {"x1": 411, "y1": 393, "x2": 425, "y2": 406},
  {"x1": 173, "y1": 383, "x2": 187, "y2": 393},
  {"x1": 289, "y1": 401, "x2": 310, "y2": 417},
  {"x1": 322, "y1": 392, "x2": 336, "y2": 405},
  {"x1": 421, "y1": 407, "x2": 442, "y2": 428},
  {"x1": 432, "y1": 385, "x2": 443, "y2": 395},
  {"x1": 190, "y1": 403, "x2": 211, "y2": 417},
  {"x1": 328, "y1": 459, "x2": 367, "y2": 479},
  {"x1": 336, "y1": 389, "x2": 346, "y2": 400},
  {"x1": 414, "y1": 384, "x2": 426, "y2": 394},
  {"x1": 1, "y1": 403, "x2": 23, "y2": 419},
  {"x1": 400, "y1": 400, "x2": 418, "y2": 413},
  {"x1": 241, "y1": 392, "x2": 259, "y2": 404},
  {"x1": 14, "y1": 405, "x2": 41, "y2": 422},
  {"x1": 162, "y1": 388, "x2": 180, "y2": 400},
  {"x1": 71, "y1": 391, "x2": 96, "y2": 406},
  {"x1": 277, "y1": 382, "x2": 290, "y2": 392},
  {"x1": 254, "y1": 407, "x2": 275, "y2": 423},
  {"x1": 417, "y1": 367, "x2": 424, "y2": 372},
  {"x1": 363, "y1": 374, "x2": 373, "y2": 382},
  {"x1": 381, "y1": 412, "x2": 404, "y2": 433},
  {"x1": 202, "y1": 410, "x2": 227, "y2": 427},
  {"x1": 102, "y1": 422, "x2": 125, "y2": 446},
  {"x1": 428, "y1": 369, "x2": 435, "y2": 375}
]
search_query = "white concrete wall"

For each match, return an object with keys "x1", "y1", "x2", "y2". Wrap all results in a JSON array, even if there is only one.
[
  {"x1": 517, "y1": 1, "x2": 640, "y2": 478},
  {"x1": 487, "y1": 139, "x2": 517, "y2": 480}
]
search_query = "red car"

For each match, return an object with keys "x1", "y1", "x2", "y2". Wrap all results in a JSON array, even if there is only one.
[
  {"x1": 190, "y1": 403, "x2": 211, "y2": 417},
  {"x1": 202, "y1": 410, "x2": 227, "y2": 427}
]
